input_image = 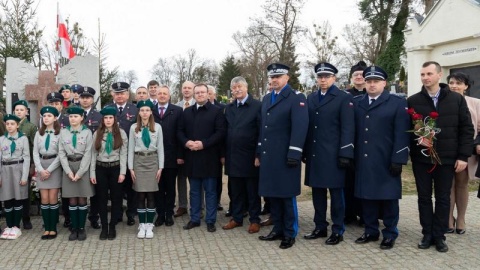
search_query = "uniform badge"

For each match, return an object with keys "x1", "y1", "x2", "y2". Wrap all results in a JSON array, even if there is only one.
[{"x1": 299, "y1": 102, "x2": 305, "y2": 107}]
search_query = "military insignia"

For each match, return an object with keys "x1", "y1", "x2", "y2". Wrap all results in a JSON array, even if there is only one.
[
  {"x1": 272, "y1": 64, "x2": 277, "y2": 69},
  {"x1": 371, "y1": 66, "x2": 376, "y2": 72},
  {"x1": 299, "y1": 102, "x2": 305, "y2": 107},
  {"x1": 117, "y1": 82, "x2": 121, "y2": 89}
]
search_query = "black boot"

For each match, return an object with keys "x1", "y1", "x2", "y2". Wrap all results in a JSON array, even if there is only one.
[
  {"x1": 68, "y1": 229, "x2": 78, "y2": 241},
  {"x1": 108, "y1": 224, "x2": 116, "y2": 240},
  {"x1": 99, "y1": 228, "x2": 108, "y2": 240},
  {"x1": 77, "y1": 228, "x2": 87, "y2": 241}
]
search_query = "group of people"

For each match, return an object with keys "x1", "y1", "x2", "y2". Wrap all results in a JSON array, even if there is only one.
[{"x1": 0, "y1": 60, "x2": 477, "y2": 254}]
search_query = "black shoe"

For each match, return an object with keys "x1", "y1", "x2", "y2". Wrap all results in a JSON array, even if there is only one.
[
  {"x1": 207, "y1": 223, "x2": 216, "y2": 232},
  {"x1": 225, "y1": 210, "x2": 232, "y2": 217},
  {"x1": 435, "y1": 239, "x2": 448, "y2": 252},
  {"x1": 99, "y1": 229, "x2": 108, "y2": 240},
  {"x1": 90, "y1": 221, "x2": 101, "y2": 229},
  {"x1": 165, "y1": 216, "x2": 174, "y2": 227},
  {"x1": 217, "y1": 204, "x2": 224, "y2": 211},
  {"x1": 259, "y1": 231, "x2": 284, "y2": 241},
  {"x1": 41, "y1": 232, "x2": 50, "y2": 240},
  {"x1": 68, "y1": 229, "x2": 78, "y2": 241},
  {"x1": 23, "y1": 219, "x2": 33, "y2": 230},
  {"x1": 446, "y1": 228, "x2": 455, "y2": 233},
  {"x1": 77, "y1": 228, "x2": 87, "y2": 241},
  {"x1": 108, "y1": 226, "x2": 116, "y2": 240},
  {"x1": 63, "y1": 218, "x2": 71, "y2": 228},
  {"x1": 48, "y1": 232, "x2": 57, "y2": 239},
  {"x1": 304, "y1": 229, "x2": 328, "y2": 240},
  {"x1": 154, "y1": 217, "x2": 165, "y2": 227},
  {"x1": 355, "y1": 233, "x2": 379, "y2": 244},
  {"x1": 279, "y1": 237, "x2": 295, "y2": 249},
  {"x1": 127, "y1": 217, "x2": 135, "y2": 226},
  {"x1": 183, "y1": 221, "x2": 200, "y2": 230},
  {"x1": 380, "y1": 238, "x2": 395, "y2": 249},
  {"x1": 418, "y1": 236, "x2": 434, "y2": 249},
  {"x1": 325, "y1": 233, "x2": 343, "y2": 245},
  {"x1": 456, "y1": 228, "x2": 466, "y2": 235}
]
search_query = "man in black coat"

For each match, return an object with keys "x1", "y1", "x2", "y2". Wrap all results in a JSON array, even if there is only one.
[
  {"x1": 408, "y1": 61, "x2": 474, "y2": 252},
  {"x1": 221, "y1": 76, "x2": 262, "y2": 234},
  {"x1": 178, "y1": 83, "x2": 226, "y2": 233},
  {"x1": 152, "y1": 85, "x2": 183, "y2": 227}
]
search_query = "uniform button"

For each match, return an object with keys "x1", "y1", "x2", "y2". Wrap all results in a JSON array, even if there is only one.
[
  {"x1": 315, "y1": 126, "x2": 317, "y2": 129},
  {"x1": 263, "y1": 151, "x2": 266, "y2": 154},
  {"x1": 313, "y1": 140, "x2": 316, "y2": 143},
  {"x1": 265, "y1": 126, "x2": 268, "y2": 128},
  {"x1": 366, "y1": 115, "x2": 369, "y2": 118},
  {"x1": 264, "y1": 138, "x2": 267, "y2": 141},
  {"x1": 364, "y1": 141, "x2": 368, "y2": 144},
  {"x1": 364, "y1": 154, "x2": 368, "y2": 157},
  {"x1": 312, "y1": 154, "x2": 315, "y2": 157},
  {"x1": 267, "y1": 113, "x2": 270, "y2": 116},
  {"x1": 365, "y1": 128, "x2": 368, "y2": 131},
  {"x1": 316, "y1": 112, "x2": 319, "y2": 115}
]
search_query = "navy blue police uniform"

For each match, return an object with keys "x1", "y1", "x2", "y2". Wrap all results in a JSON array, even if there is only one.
[
  {"x1": 304, "y1": 62, "x2": 355, "y2": 244},
  {"x1": 71, "y1": 84, "x2": 83, "y2": 107},
  {"x1": 258, "y1": 63, "x2": 308, "y2": 249},
  {"x1": 353, "y1": 66, "x2": 410, "y2": 249}
]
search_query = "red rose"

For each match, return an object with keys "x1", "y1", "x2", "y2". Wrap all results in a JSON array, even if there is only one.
[
  {"x1": 412, "y1": 113, "x2": 423, "y2": 121},
  {"x1": 407, "y1": 108, "x2": 416, "y2": 115},
  {"x1": 429, "y1": 112, "x2": 439, "y2": 119}
]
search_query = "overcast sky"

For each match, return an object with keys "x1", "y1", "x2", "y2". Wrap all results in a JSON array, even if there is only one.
[{"x1": 36, "y1": 0, "x2": 360, "y2": 86}]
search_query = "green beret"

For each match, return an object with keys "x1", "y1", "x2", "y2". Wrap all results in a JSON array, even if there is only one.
[
  {"x1": 136, "y1": 99, "x2": 154, "y2": 109},
  {"x1": 59, "y1": 84, "x2": 71, "y2": 93},
  {"x1": 100, "y1": 106, "x2": 117, "y2": 116},
  {"x1": 66, "y1": 106, "x2": 85, "y2": 116},
  {"x1": 13, "y1": 100, "x2": 29, "y2": 110},
  {"x1": 3, "y1": 114, "x2": 21, "y2": 123},
  {"x1": 40, "y1": 106, "x2": 59, "y2": 117}
]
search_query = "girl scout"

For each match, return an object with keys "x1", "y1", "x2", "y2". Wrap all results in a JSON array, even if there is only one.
[
  {"x1": 33, "y1": 106, "x2": 62, "y2": 240},
  {"x1": 58, "y1": 107, "x2": 93, "y2": 241},
  {"x1": 0, "y1": 114, "x2": 30, "y2": 240},
  {"x1": 128, "y1": 100, "x2": 164, "y2": 239},
  {"x1": 90, "y1": 107, "x2": 128, "y2": 240}
]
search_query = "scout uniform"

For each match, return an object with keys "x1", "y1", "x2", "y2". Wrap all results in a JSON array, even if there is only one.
[
  {"x1": 33, "y1": 106, "x2": 62, "y2": 238},
  {"x1": 127, "y1": 100, "x2": 164, "y2": 239},
  {"x1": 0, "y1": 114, "x2": 30, "y2": 240},
  {"x1": 13, "y1": 100, "x2": 37, "y2": 229},
  {"x1": 58, "y1": 107, "x2": 94, "y2": 241},
  {"x1": 90, "y1": 106, "x2": 128, "y2": 240}
]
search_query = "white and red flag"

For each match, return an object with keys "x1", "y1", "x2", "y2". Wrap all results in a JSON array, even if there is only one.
[{"x1": 57, "y1": 10, "x2": 75, "y2": 59}]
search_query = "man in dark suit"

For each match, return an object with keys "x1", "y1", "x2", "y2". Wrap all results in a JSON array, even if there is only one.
[
  {"x1": 303, "y1": 62, "x2": 355, "y2": 245},
  {"x1": 152, "y1": 85, "x2": 183, "y2": 227},
  {"x1": 353, "y1": 66, "x2": 410, "y2": 249},
  {"x1": 257, "y1": 63, "x2": 308, "y2": 249},
  {"x1": 221, "y1": 76, "x2": 262, "y2": 234},
  {"x1": 178, "y1": 83, "x2": 226, "y2": 233},
  {"x1": 110, "y1": 82, "x2": 138, "y2": 226}
]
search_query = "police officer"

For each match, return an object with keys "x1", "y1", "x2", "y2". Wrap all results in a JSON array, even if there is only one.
[
  {"x1": 353, "y1": 66, "x2": 410, "y2": 250},
  {"x1": 257, "y1": 63, "x2": 308, "y2": 249},
  {"x1": 109, "y1": 82, "x2": 138, "y2": 226},
  {"x1": 46, "y1": 92, "x2": 70, "y2": 128},
  {"x1": 303, "y1": 63, "x2": 355, "y2": 245},
  {"x1": 77, "y1": 86, "x2": 103, "y2": 229},
  {"x1": 71, "y1": 84, "x2": 83, "y2": 107}
]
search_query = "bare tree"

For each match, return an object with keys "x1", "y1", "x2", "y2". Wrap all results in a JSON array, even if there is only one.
[
  {"x1": 192, "y1": 59, "x2": 219, "y2": 86},
  {"x1": 339, "y1": 23, "x2": 379, "y2": 66},
  {"x1": 151, "y1": 57, "x2": 175, "y2": 87},
  {"x1": 306, "y1": 21, "x2": 340, "y2": 64},
  {"x1": 119, "y1": 70, "x2": 138, "y2": 88}
]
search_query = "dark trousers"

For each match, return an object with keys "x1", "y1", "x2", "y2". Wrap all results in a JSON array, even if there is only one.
[
  {"x1": 88, "y1": 195, "x2": 99, "y2": 223},
  {"x1": 62, "y1": 197, "x2": 70, "y2": 219},
  {"x1": 362, "y1": 199, "x2": 399, "y2": 239},
  {"x1": 121, "y1": 170, "x2": 137, "y2": 219},
  {"x1": 94, "y1": 165, "x2": 123, "y2": 226},
  {"x1": 216, "y1": 176, "x2": 223, "y2": 205},
  {"x1": 312, "y1": 187, "x2": 345, "y2": 235},
  {"x1": 263, "y1": 197, "x2": 271, "y2": 212},
  {"x1": 412, "y1": 162, "x2": 454, "y2": 240},
  {"x1": 229, "y1": 176, "x2": 261, "y2": 224},
  {"x1": 344, "y1": 168, "x2": 362, "y2": 220},
  {"x1": 155, "y1": 168, "x2": 178, "y2": 219},
  {"x1": 270, "y1": 197, "x2": 298, "y2": 238}
]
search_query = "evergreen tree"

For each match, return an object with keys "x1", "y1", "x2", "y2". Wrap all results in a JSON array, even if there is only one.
[{"x1": 218, "y1": 55, "x2": 241, "y2": 97}]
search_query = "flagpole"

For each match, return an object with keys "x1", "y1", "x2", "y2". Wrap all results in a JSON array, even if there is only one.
[{"x1": 55, "y1": 1, "x2": 59, "y2": 81}]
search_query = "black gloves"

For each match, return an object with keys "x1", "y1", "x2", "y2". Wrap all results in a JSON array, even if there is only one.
[
  {"x1": 287, "y1": 158, "x2": 299, "y2": 168},
  {"x1": 389, "y1": 163, "x2": 403, "y2": 177},
  {"x1": 338, "y1": 157, "x2": 353, "y2": 169}
]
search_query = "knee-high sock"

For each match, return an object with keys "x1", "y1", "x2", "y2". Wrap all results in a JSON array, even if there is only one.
[
  {"x1": 4, "y1": 208, "x2": 13, "y2": 228},
  {"x1": 50, "y1": 204, "x2": 60, "y2": 232},
  {"x1": 78, "y1": 205, "x2": 88, "y2": 230},
  {"x1": 41, "y1": 204, "x2": 50, "y2": 231},
  {"x1": 13, "y1": 205, "x2": 23, "y2": 227},
  {"x1": 137, "y1": 209, "x2": 146, "y2": 224},
  {"x1": 69, "y1": 205, "x2": 78, "y2": 230},
  {"x1": 146, "y1": 208, "x2": 156, "y2": 223}
]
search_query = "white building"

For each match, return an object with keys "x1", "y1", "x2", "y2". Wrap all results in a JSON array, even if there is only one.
[{"x1": 405, "y1": 0, "x2": 480, "y2": 97}]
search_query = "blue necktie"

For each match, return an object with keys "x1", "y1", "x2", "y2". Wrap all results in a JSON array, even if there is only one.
[{"x1": 271, "y1": 93, "x2": 278, "y2": 104}]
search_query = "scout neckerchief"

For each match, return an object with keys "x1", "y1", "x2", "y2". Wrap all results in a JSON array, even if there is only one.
[
  {"x1": 67, "y1": 125, "x2": 87, "y2": 148},
  {"x1": 44, "y1": 129, "x2": 54, "y2": 151},
  {"x1": 5, "y1": 132, "x2": 24, "y2": 155},
  {"x1": 141, "y1": 125, "x2": 151, "y2": 149},
  {"x1": 105, "y1": 130, "x2": 113, "y2": 155}
]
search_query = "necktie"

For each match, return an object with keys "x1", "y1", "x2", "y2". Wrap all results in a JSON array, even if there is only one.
[
  {"x1": 370, "y1": 98, "x2": 376, "y2": 106},
  {"x1": 72, "y1": 130, "x2": 79, "y2": 148},
  {"x1": 159, "y1": 106, "x2": 165, "y2": 118},
  {"x1": 238, "y1": 102, "x2": 243, "y2": 108},
  {"x1": 8, "y1": 137, "x2": 16, "y2": 154},
  {"x1": 184, "y1": 101, "x2": 190, "y2": 109},
  {"x1": 271, "y1": 93, "x2": 278, "y2": 104},
  {"x1": 105, "y1": 131, "x2": 113, "y2": 155},
  {"x1": 118, "y1": 106, "x2": 123, "y2": 115},
  {"x1": 142, "y1": 126, "x2": 151, "y2": 148},
  {"x1": 45, "y1": 130, "x2": 53, "y2": 151}
]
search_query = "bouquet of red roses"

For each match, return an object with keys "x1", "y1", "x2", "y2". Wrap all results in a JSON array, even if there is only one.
[{"x1": 407, "y1": 108, "x2": 442, "y2": 170}]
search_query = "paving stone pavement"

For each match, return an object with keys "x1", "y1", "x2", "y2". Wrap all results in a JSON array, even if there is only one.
[{"x1": 0, "y1": 192, "x2": 479, "y2": 269}]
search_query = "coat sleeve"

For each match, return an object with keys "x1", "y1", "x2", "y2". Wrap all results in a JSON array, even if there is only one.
[
  {"x1": 287, "y1": 94, "x2": 308, "y2": 161},
  {"x1": 76, "y1": 131, "x2": 92, "y2": 178},
  {"x1": 90, "y1": 131, "x2": 98, "y2": 179},
  {"x1": 457, "y1": 96, "x2": 475, "y2": 161},
  {"x1": 120, "y1": 130, "x2": 128, "y2": 175},
  {"x1": 177, "y1": 110, "x2": 189, "y2": 148},
  {"x1": 156, "y1": 124, "x2": 165, "y2": 169},
  {"x1": 21, "y1": 137, "x2": 30, "y2": 181},
  {"x1": 128, "y1": 125, "x2": 136, "y2": 170},
  {"x1": 33, "y1": 132, "x2": 44, "y2": 172},
  {"x1": 338, "y1": 94, "x2": 355, "y2": 159},
  {"x1": 391, "y1": 98, "x2": 411, "y2": 164},
  {"x1": 58, "y1": 131, "x2": 72, "y2": 175}
]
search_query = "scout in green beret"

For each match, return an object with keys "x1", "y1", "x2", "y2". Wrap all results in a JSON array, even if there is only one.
[
  {"x1": 12, "y1": 99, "x2": 37, "y2": 230},
  {"x1": 0, "y1": 113, "x2": 30, "y2": 240},
  {"x1": 136, "y1": 99, "x2": 154, "y2": 109}
]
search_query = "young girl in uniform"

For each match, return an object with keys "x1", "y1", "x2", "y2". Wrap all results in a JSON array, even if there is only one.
[
  {"x1": 58, "y1": 107, "x2": 93, "y2": 241},
  {"x1": 128, "y1": 100, "x2": 164, "y2": 239},
  {"x1": 0, "y1": 114, "x2": 30, "y2": 240},
  {"x1": 33, "y1": 106, "x2": 62, "y2": 239},
  {"x1": 90, "y1": 107, "x2": 128, "y2": 240}
]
